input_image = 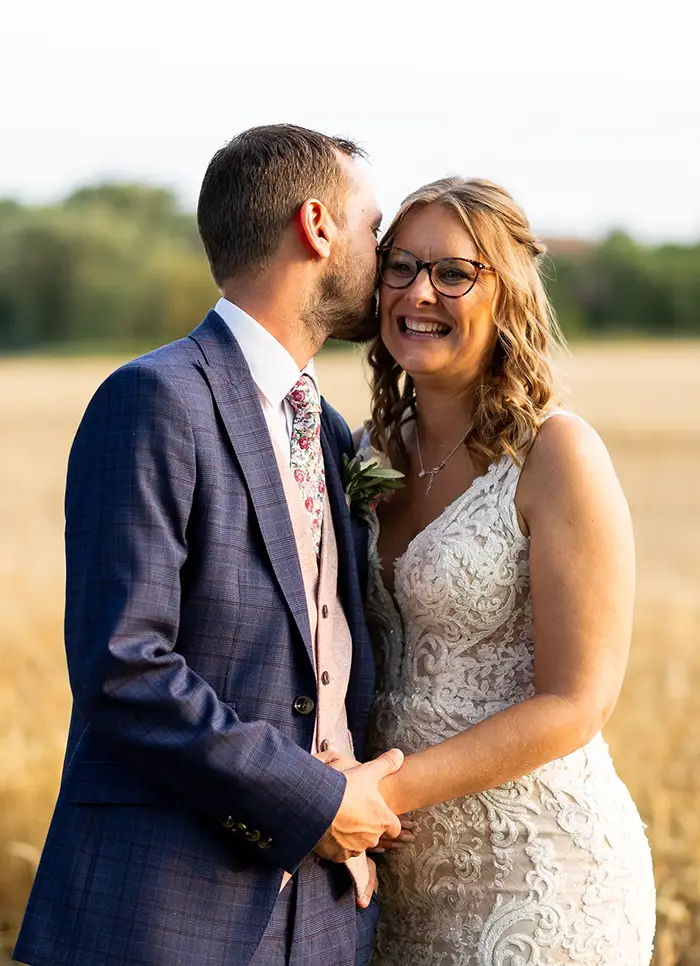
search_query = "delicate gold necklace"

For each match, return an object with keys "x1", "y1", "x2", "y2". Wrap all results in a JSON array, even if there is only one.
[{"x1": 415, "y1": 421, "x2": 472, "y2": 496}]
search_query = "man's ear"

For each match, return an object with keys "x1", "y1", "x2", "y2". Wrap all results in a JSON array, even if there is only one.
[{"x1": 299, "y1": 198, "x2": 337, "y2": 260}]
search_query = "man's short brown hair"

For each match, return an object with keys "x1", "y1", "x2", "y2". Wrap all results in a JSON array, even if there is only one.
[{"x1": 197, "y1": 124, "x2": 364, "y2": 285}]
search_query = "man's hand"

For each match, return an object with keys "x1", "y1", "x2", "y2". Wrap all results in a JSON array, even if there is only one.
[
  {"x1": 314, "y1": 748, "x2": 358, "y2": 771},
  {"x1": 314, "y1": 749, "x2": 404, "y2": 863}
]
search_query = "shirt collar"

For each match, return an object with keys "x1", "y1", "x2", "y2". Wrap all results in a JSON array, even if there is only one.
[{"x1": 215, "y1": 297, "x2": 318, "y2": 408}]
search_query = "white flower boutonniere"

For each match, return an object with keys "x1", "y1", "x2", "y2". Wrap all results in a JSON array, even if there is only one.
[{"x1": 342, "y1": 435, "x2": 404, "y2": 516}]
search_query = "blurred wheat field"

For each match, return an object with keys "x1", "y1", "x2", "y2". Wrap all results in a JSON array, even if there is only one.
[{"x1": 1, "y1": 344, "x2": 699, "y2": 964}]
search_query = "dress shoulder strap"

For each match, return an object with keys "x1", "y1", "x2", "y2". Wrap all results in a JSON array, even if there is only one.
[{"x1": 538, "y1": 409, "x2": 587, "y2": 428}]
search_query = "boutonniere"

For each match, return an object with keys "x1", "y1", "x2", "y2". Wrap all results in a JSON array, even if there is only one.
[{"x1": 342, "y1": 432, "x2": 404, "y2": 516}]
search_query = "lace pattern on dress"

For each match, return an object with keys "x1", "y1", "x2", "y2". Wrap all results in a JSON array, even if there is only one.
[{"x1": 362, "y1": 417, "x2": 655, "y2": 965}]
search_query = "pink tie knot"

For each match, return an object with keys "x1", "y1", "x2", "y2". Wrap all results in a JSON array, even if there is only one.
[{"x1": 286, "y1": 374, "x2": 321, "y2": 416}]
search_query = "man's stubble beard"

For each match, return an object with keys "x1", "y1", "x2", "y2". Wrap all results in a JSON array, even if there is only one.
[{"x1": 301, "y1": 240, "x2": 379, "y2": 346}]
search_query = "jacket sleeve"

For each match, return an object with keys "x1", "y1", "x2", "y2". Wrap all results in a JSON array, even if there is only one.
[{"x1": 65, "y1": 361, "x2": 346, "y2": 873}]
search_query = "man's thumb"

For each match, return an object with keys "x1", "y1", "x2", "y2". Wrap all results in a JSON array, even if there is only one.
[{"x1": 367, "y1": 748, "x2": 404, "y2": 779}]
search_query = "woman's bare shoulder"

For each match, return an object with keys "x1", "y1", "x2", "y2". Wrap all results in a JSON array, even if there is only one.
[
  {"x1": 532, "y1": 410, "x2": 609, "y2": 470},
  {"x1": 518, "y1": 410, "x2": 623, "y2": 519}
]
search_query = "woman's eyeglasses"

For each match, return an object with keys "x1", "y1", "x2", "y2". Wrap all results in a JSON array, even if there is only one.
[{"x1": 377, "y1": 246, "x2": 495, "y2": 299}]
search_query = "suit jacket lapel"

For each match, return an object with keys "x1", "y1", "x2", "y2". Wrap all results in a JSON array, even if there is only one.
[{"x1": 190, "y1": 312, "x2": 313, "y2": 662}]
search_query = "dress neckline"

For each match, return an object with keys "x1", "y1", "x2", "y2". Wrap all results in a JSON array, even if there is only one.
[
  {"x1": 388, "y1": 408, "x2": 577, "y2": 575},
  {"x1": 390, "y1": 455, "x2": 507, "y2": 577}
]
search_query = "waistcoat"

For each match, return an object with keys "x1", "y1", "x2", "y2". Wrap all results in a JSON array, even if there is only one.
[{"x1": 273, "y1": 442, "x2": 370, "y2": 900}]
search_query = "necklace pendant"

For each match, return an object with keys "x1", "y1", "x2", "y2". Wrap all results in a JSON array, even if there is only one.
[
  {"x1": 425, "y1": 470, "x2": 438, "y2": 496},
  {"x1": 414, "y1": 417, "x2": 473, "y2": 498}
]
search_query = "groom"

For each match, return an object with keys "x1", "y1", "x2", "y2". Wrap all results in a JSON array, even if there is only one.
[{"x1": 14, "y1": 124, "x2": 402, "y2": 966}]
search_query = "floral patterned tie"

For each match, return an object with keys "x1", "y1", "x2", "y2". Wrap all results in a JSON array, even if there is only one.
[{"x1": 286, "y1": 374, "x2": 325, "y2": 557}]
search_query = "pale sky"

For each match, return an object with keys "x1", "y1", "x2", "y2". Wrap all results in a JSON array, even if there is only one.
[{"x1": 1, "y1": 0, "x2": 699, "y2": 242}]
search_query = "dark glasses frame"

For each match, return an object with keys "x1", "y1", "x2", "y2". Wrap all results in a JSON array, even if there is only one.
[{"x1": 377, "y1": 246, "x2": 495, "y2": 299}]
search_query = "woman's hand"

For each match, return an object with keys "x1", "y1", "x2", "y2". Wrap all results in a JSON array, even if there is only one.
[{"x1": 370, "y1": 815, "x2": 416, "y2": 852}]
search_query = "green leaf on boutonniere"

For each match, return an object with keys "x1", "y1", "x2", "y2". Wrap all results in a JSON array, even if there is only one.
[{"x1": 342, "y1": 449, "x2": 405, "y2": 515}]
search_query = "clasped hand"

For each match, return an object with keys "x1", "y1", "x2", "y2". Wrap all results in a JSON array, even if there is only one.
[{"x1": 313, "y1": 748, "x2": 404, "y2": 863}]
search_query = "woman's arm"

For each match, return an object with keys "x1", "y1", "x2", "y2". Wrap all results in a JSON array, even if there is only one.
[{"x1": 380, "y1": 415, "x2": 635, "y2": 815}]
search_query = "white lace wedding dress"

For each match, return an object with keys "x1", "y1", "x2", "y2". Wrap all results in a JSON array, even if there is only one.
[{"x1": 364, "y1": 415, "x2": 656, "y2": 965}]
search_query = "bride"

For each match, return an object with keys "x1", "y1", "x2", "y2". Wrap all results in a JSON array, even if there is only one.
[{"x1": 332, "y1": 177, "x2": 656, "y2": 964}]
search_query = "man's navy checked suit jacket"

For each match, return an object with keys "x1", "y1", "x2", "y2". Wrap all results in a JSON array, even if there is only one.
[{"x1": 14, "y1": 311, "x2": 376, "y2": 966}]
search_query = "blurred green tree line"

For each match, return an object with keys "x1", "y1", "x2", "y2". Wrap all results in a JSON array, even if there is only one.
[{"x1": 0, "y1": 182, "x2": 698, "y2": 350}]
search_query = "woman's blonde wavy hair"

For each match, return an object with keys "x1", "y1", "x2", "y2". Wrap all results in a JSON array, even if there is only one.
[{"x1": 368, "y1": 177, "x2": 565, "y2": 469}]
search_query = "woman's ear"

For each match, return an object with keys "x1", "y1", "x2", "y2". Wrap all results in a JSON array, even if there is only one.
[{"x1": 299, "y1": 198, "x2": 337, "y2": 260}]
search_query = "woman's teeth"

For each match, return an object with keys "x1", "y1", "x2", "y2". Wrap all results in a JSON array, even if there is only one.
[{"x1": 400, "y1": 317, "x2": 451, "y2": 338}]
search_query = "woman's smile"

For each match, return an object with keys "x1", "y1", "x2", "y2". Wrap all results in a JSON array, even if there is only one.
[{"x1": 395, "y1": 315, "x2": 453, "y2": 340}]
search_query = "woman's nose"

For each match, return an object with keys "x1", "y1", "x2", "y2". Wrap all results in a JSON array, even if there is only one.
[{"x1": 407, "y1": 267, "x2": 437, "y2": 303}]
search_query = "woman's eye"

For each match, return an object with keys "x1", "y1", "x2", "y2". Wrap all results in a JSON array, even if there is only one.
[{"x1": 437, "y1": 264, "x2": 477, "y2": 284}]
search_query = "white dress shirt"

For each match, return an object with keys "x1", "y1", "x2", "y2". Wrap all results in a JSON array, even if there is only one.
[{"x1": 214, "y1": 298, "x2": 319, "y2": 465}]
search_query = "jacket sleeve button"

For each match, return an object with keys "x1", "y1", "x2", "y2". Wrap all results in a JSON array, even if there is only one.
[
  {"x1": 259, "y1": 837, "x2": 273, "y2": 849},
  {"x1": 220, "y1": 815, "x2": 236, "y2": 828}
]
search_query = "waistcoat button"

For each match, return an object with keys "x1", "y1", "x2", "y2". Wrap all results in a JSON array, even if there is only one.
[
  {"x1": 321, "y1": 671, "x2": 330, "y2": 686},
  {"x1": 293, "y1": 695, "x2": 315, "y2": 715},
  {"x1": 319, "y1": 739, "x2": 330, "y2": 752},
  {"x1": 321, "y1": 605, "x2": 329, "y2": 618}
]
